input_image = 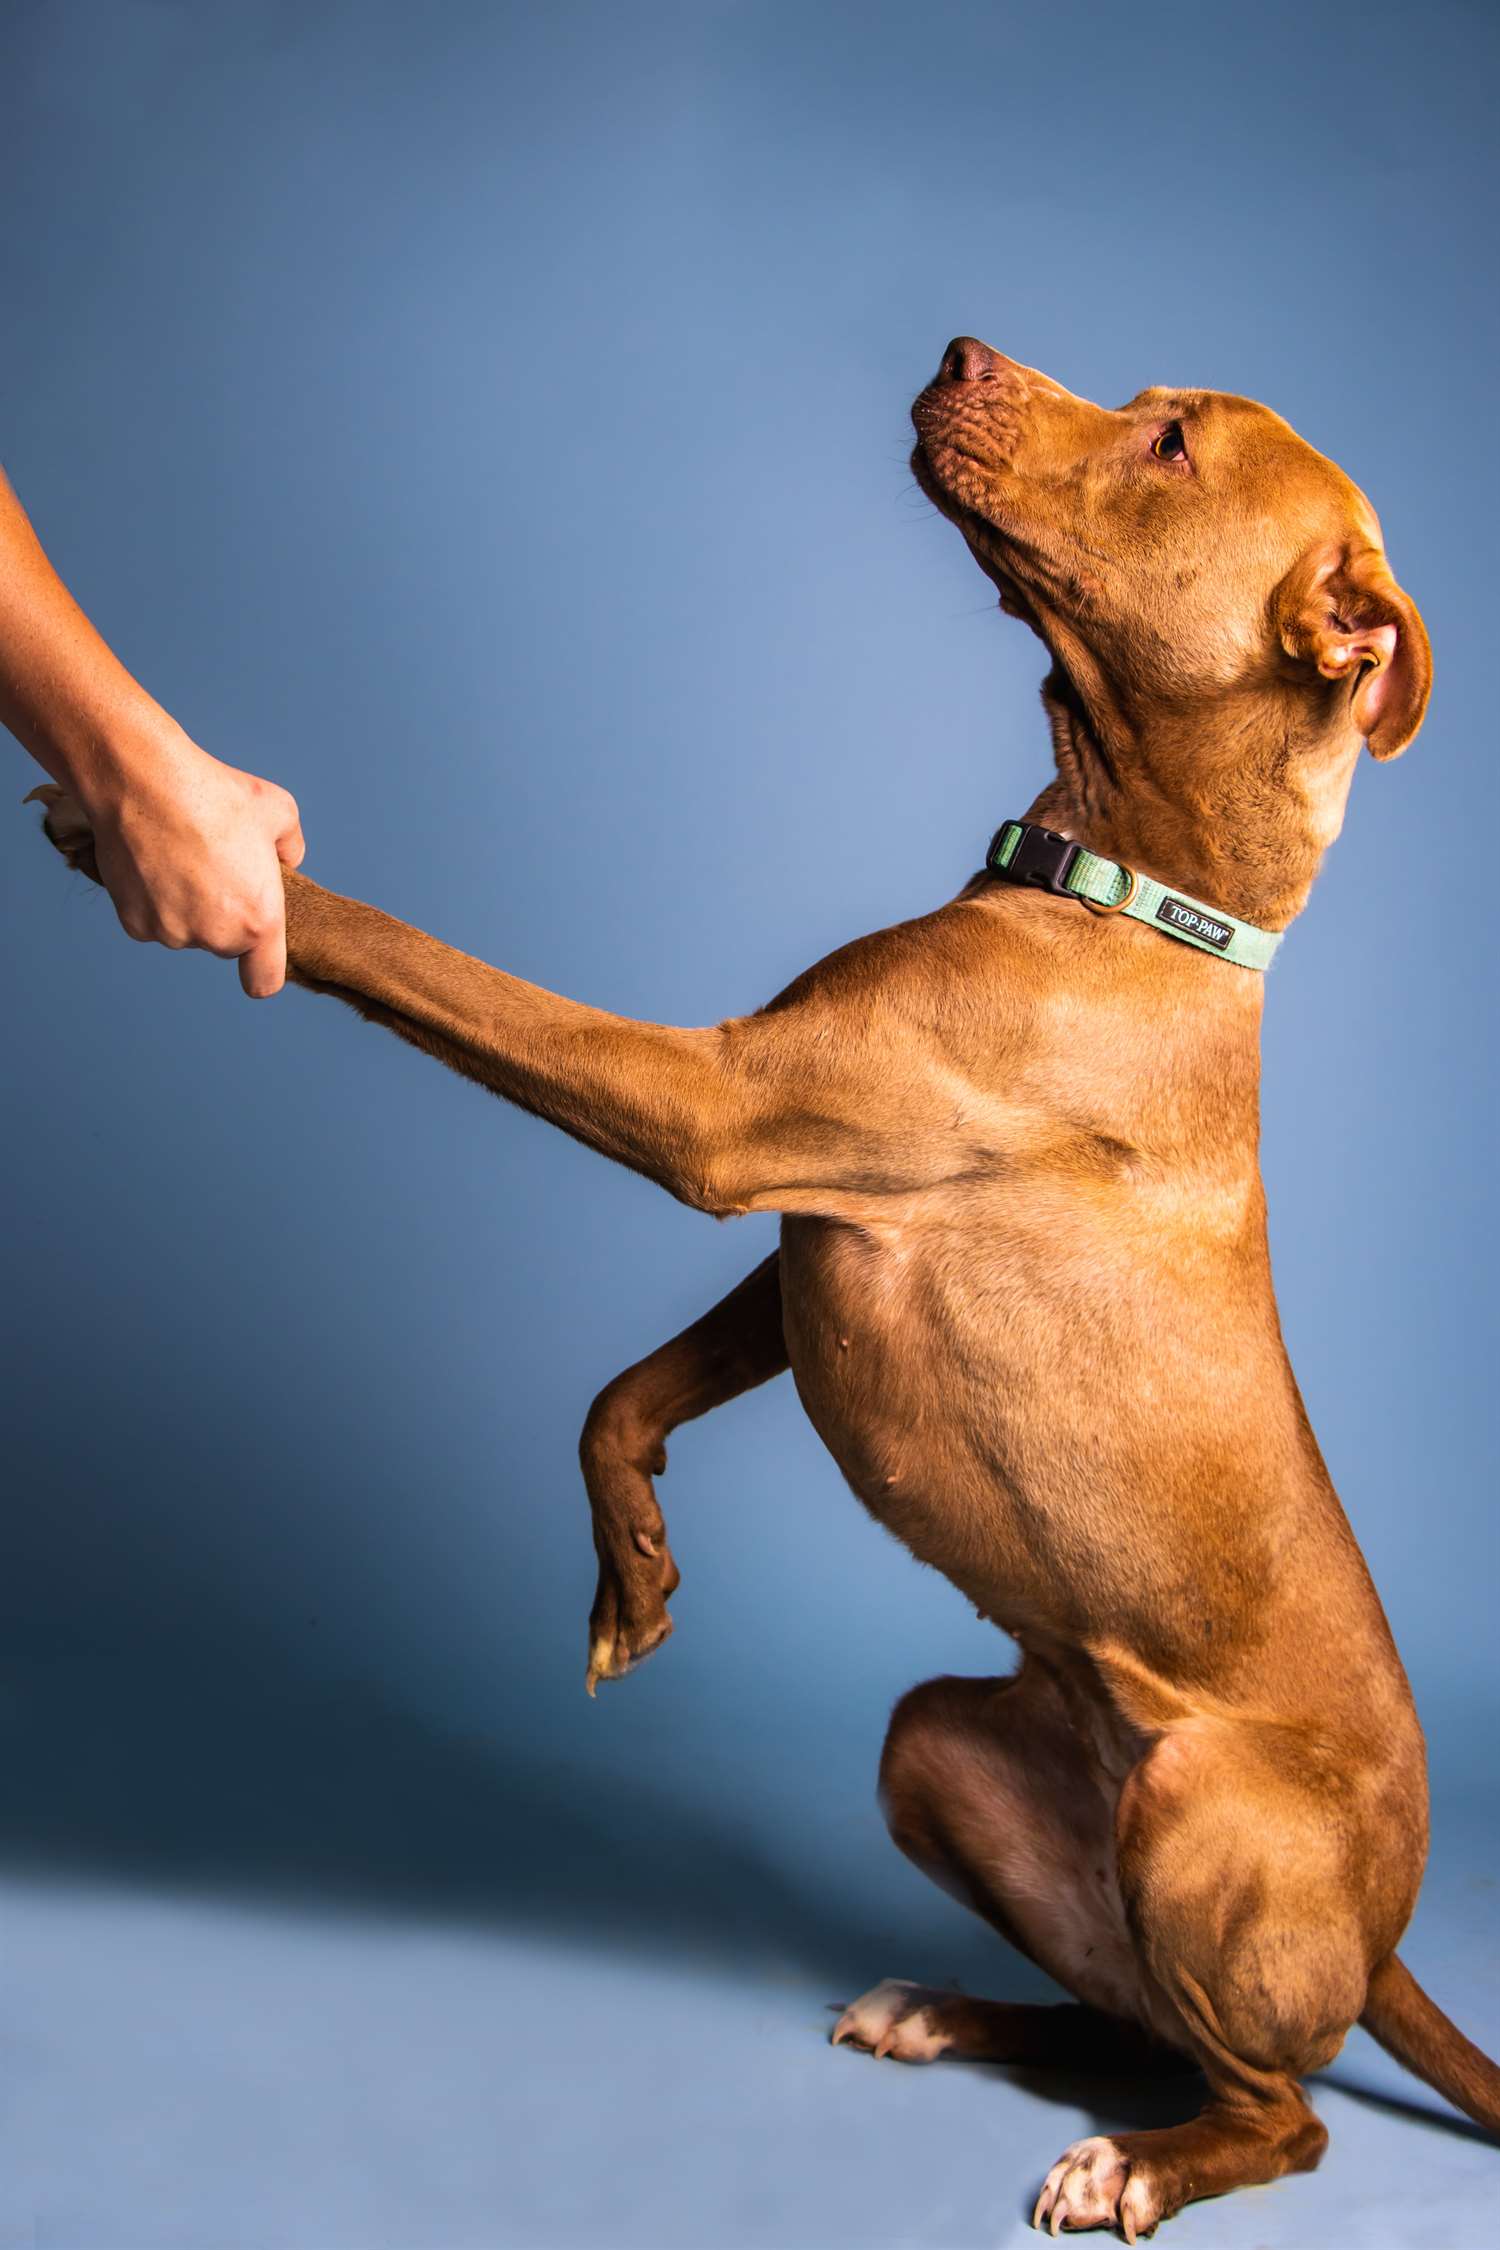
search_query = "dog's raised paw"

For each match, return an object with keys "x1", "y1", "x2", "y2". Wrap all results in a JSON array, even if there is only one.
[
  {"x1": 830, "y1": 1978, "x2": 956, "y2": 2063},
  {"x1": 583, "y1": 1606, "x2": 674, "y2": 1697},
  {"x1": 1032, "y1": 2138, "x2": 1161, "y2": 2241},
  {"x1": 584, "y1": 1518, "x2": 680, "y2": 1696}
]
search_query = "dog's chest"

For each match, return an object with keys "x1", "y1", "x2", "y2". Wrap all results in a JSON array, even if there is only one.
[
  {"x1": 774, "y1": 1184, "x2": 1289, "y2": 1635},
  {"x1": 776, "y1": 1209, "x2": 1052, "y2": 1594}
]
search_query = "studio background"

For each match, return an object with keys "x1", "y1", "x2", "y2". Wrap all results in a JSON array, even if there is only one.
[{"x1": 2, "y1": 3, "x2": 1495, "y2": 2245}]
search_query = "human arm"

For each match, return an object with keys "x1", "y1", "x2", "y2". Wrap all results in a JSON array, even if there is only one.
[{"x1": 2, "y1": 467, "x2": 303, "y2": 995}]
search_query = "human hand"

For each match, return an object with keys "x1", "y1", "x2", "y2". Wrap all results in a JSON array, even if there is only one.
[{"x1": 78, "y1": 723, "x2": 305, "y2": 996}]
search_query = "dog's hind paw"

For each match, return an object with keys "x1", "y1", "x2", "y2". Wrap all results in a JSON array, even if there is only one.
[
  {"x1": 1032, "y1": 2138, "x2": 1159, "y2": 2241},
  {"x1": 830, "y1": 1979, "x2": 957, "y2": 2063},
  {"x1": 25, "y1": 783, "x2": 100, "y2": 883}
]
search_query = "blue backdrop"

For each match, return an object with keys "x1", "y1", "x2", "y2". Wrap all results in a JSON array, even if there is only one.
[{"x1": 2, "y1": 4, "x2": 1494, "y2": 2244}]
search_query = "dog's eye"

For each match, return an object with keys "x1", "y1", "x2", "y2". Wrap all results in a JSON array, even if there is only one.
[{"x1": 1151, "y1": 421, "x2": 1188, "y2": 463}]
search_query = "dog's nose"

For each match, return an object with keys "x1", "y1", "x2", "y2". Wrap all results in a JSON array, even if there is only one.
[{"x1": 937, "y1": 336, "x2": 1004, "y2": 385}]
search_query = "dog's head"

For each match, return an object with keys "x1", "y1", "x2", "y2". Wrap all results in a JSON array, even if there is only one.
[{"x1": 911, "y1": 339, "x2": 1429, "y2": 765}]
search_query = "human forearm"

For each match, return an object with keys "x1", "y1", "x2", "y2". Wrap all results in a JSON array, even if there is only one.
[
  {"x1": 6, "y1": 465, "x2": 305, "y2": 995},
  {"x1": 0, "y1": 467, "x2": 179, "y2": 799}
]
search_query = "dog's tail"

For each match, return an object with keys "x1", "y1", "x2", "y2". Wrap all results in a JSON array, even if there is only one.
[{"x1": 1360, "y1": 1953, "x2": 1500, "y2": 2133}]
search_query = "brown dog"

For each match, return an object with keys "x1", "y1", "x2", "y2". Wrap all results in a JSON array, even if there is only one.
[{"x1": 35, "y1": 338, "x2": 1498, "y2": 2236}]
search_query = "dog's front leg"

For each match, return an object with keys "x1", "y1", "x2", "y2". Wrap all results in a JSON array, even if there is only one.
[
  {"x1": 280, "y1": 872, "x2": 960, "y2": 1218},
  {"x1": 580, "y1": 1253, "x2": 787, "y2": 1692},
  {"x1": 282, "y1": 871, "x2": 749, "y2": 1208},
  {"x1": 34, "y1": 794, "x2": 965, "y2": 1217}
]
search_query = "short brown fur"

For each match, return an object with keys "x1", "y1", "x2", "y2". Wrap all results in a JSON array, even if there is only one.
[{"x1": 34, "y1": 339, "x2": 1493, "y2": 2236}]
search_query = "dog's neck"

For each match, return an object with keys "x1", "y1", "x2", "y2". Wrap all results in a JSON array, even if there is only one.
[{"x1": 1027, "y1": 668, "x2": 1363, "y2": 931}]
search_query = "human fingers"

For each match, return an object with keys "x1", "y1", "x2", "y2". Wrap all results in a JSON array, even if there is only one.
[{"x1": 237, "y1": 902, "x2": 287, "y2": 997}]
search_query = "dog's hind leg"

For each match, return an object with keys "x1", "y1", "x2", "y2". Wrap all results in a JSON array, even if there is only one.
[
  {"x1": 1031, "y1": 1725, "x2": 1406, "y2": 2237},
  {"x1": 581, "y1": 1254, "x2": 787, "y2": 1691},
  {"x1": 834, "y1": 1666, "x2": 1191, "y2": 2076}
]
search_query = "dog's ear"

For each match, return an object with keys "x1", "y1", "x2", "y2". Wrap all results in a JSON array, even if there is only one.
[{"x1": 1276, "y1": 542, "x2": 1431, "y2": 760}]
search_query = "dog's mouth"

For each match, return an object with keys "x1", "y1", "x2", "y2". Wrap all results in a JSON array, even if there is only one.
[{"x1": 909, "y1": 436, "x2": 1039, "y2": 627}]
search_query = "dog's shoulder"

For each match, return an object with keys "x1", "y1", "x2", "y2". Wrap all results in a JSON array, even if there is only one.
[{"x1": 748, "y1": 886, "x2": 1050, "y2": 1028}]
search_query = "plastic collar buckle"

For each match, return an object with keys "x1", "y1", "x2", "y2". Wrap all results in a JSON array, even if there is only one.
[{"x1": 990, "y1": 822, "x2": 1080, "y2": 897}]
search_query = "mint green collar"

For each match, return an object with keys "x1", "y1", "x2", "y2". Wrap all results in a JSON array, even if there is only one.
[{"x1": 988, "y1": 821, "x2": 1281, "y2": 972}]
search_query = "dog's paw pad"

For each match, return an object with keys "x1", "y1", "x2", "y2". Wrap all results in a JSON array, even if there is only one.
[{"x1": 830, "y1": 1978, "x2": 954, "y2": 2062}]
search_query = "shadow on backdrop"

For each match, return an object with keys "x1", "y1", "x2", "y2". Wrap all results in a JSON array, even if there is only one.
[
  {"x1": 3, "y1": 1571, "x2": 1485, "y2": 2161},
  {"x1": 0, "y1": 1582, "x2": 889, "y2": 1980}
]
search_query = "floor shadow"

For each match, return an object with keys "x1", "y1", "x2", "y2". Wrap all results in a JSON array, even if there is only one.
[
  {"x1": 0, "y1": 1599, "x2": 1250, "y2": 2164},
  {"x1": 1317, "y1": 2070, "x2": 1495, "y2": 2145},
  {"x1": 8, "y1": 1577, "x2": 1485, "y2": 2178},
  {"x1": 0, "y1": 1598, "x2": 1033, "y2": 2003}
]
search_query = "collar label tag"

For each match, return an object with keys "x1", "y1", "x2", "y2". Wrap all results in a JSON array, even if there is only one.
[{"x1": 1156, "y1": 895, "x2": 1233, "y2": 950}]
